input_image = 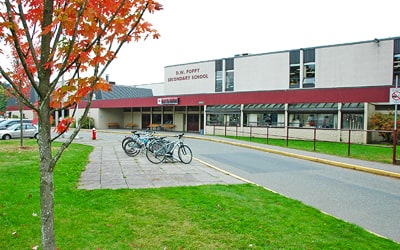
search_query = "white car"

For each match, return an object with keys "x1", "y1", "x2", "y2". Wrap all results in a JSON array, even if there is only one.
[{"x1": 0, "y1": 123, "x2": 38, "y2": 140}]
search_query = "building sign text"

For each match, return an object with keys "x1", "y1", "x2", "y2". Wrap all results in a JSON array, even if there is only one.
[{"x1": 167, "y1": 68, "x2": 209, "y2": 82}]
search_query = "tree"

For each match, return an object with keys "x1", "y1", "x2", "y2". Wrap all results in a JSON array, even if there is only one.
[
  {"x1": 0, "y1": 0, "x2": 162, "y2": 249},
  {"x1": 369, "y1": 112, "x2": 400, "y2": 142},
  {"x1": 0, "y1": 84, "x2": 7, "y2": 116}
]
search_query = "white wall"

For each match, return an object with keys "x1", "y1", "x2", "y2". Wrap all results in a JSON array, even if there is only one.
[
  {"x1": 317, "y1": 40, "x2": 393, "y2": 88},
  {"x1": 235, "y1": 52, "x2": 289, "y2": 91},
  {"x1": 97, "y1": 109, "x2": 124, "y2": 129}
]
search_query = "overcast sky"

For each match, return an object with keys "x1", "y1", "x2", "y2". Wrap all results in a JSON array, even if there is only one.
[{"x1": 105, "y1": 0, "x2": 400, "y2": 86}]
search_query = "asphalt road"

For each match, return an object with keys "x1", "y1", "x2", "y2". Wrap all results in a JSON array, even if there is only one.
[{"x1": 185, "y1": 137, "x2": 400, "y2": 243}]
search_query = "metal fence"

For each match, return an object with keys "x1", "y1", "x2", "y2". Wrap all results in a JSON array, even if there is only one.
[{"x1": 206, "y1": 125, "x2": 398, "y2": 165}]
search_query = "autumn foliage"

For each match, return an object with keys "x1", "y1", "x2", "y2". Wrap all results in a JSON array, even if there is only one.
[
  {"x1": 369, "y1": 112, "x2": 400, "y2": 142},
  {"x1": 0, "y1": 0, "x2": 162, "y2": 134}
]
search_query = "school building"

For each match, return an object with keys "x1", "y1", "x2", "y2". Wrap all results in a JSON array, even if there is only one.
[{"x1": 7, "y1": 36, "x2": 400, "y2": 143}]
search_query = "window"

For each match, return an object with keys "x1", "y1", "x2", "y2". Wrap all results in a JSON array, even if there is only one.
[
  {"x1": 341, "y1": 103, "x2": 364, "y2": 130},
  {"x1": 226, "y1": 114, "x2": 240, "y2": 126},
  {"x1": 393, "y1": 39, "x2": 400, "y2": 84},
  {"x1": 225, "y1": 71, "x2": 234, "y2": 91},
  {"x1": 290, "y1": 65, "x2": 300, "y2": 88},
  {"x1": 207, "y1": 114, "x2": 224, "y2": 126},
  {"x1": 342, "y1": 113, "x2": 363, "y2": 129},
  {"x1": 289, "y1": 50, "x2": 300, "y2": 88},
  {"x1": 162, "y1": 114, "x2": 173, "y2": 124},
  {"x1": 215, "y1": 60, "x2": 223, "y2": 92},
  {"x1": 206, "y1": 114, "x2": 241, "y2": 126},
  {"x1": 206, "y1": 104, "x2": 240, "y2": 126},
  {"x1": 288, "y1": 103, "x2": 338, "y2": 128},
  {"x1": 303, "y1": 49, "x2": 315, "y2": 88},
  {"x1": 243, "y1": 113, "x2": 284, "y2": 127},
  {"x1": 142, "y1": 107, "x2": 151, "y2": 112},
  {"x1": 243, "y1": 104, "x2": 285, "y2": 127},
  {"x1": 163, "y1": 106, "x2": 173, "y2": 112},
  {"x1": 225, "y1": 58, "x2": 234, "y2": 91},
  {"x1": 175, "y1": 106, "x2": 186, "y2": 112},
  {"x1": 151, "y1": 114, "x2": 161, "y2": 124},
  {"x1": 289, "y1": 113, "x2": 337, "y2": 128},
  {"x1": 188, "y1": 106, "x2": 200, "y2": 111}
]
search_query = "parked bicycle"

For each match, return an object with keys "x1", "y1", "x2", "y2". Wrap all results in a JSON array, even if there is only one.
[
  {"x1": 122, "y1": 130, "x2": 158, "y2": 157},
  {"x1": 146, "y1": 133, "x2": 192, "y2": 164}
]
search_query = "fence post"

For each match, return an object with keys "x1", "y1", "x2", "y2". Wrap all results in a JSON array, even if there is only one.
[
  {"x1": 393, "y1": 130, "x2": 397, "y2": 165},
  {"x1": 347, "y1": 129, "x2": 351, "y2": 156},
  {"x1": 313, "y1": 127, "x2": 317, "y2": 151},
  {"x1": 213, "y1": 125, "x2": 215, "y2": 136},
  {"x1": 266, "y1": 126, "x2": 269, "y2": 144},
  {"x1": 286, "y1": 126, "x2": 289, "y2": 147},
  {"x1": 224, "y1": 123, "x2": 227, "y2": 137},
  {"x1": 236, "y1": 124, "x2": 238, "y2": 137},
  {"x1": 250, "y1": 126, "x2": 253, "y2": 141}
]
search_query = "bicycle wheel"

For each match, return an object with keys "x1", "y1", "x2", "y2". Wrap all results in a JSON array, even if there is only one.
[
  {"x1": 146, "y1": 141, "x2": 166, "y2": 164},
  {"x1": 178, "y1": 144, "x2": 192, "y2": 164},
  {"x1": 121, "y1": 136, "x2": 132, "y2": 150},
  {"x1": 123, "y1": 138, "x2": 141, "y2": 157}
]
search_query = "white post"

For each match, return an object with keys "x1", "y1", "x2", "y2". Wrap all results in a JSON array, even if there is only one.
[{"x1": 395, "y1": 75, "x2": 398, "y2": 131}]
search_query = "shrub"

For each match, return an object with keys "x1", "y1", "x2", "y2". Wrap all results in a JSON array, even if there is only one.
[
  {"x1": 369, "y1": 112, "x2": 400, "y2": 142},
  {"x1": 71, "y1": 116, "x2": 95, "y2": 129}
]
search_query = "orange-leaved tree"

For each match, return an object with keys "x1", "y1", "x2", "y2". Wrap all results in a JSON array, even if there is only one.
[
  {"x1": 0, "y1": 0, "x2": 162, "y2": 249},
  {"x1": 369, "y1": 112, "x2": 400, "y2": 142},
  {"x1": 3, "y1": 48, "x2": 35, "y2": 147}
]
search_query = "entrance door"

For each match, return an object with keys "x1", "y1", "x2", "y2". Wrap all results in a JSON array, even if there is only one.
[
  {"x1": 142, "y1": 114, "x2": 150, "y2": 129},
  {"x1": 187, "y1": 114, "x2": 199, "y2": 132}
]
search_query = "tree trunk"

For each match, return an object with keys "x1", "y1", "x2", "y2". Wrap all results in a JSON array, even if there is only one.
[
  {"x1": 40, "y1": 160, "x2": 55, "y2": 249},
  {"x1": 19, "y1": 99, "x2": 24, "y2": 147},
  {"x1": 37, "y1": 105, "x2": 56, "y2": 249}
]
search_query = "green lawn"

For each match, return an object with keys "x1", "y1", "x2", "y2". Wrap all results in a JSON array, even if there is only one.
[
  {"x1": 0, "y1": 140, "x2": 399, "y2": 249},
  {"x1": 221, "y1": 135, "x2": 396, "y2": 164}
]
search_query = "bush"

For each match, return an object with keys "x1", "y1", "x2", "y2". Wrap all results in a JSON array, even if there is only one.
[
  {"x1": 369, "y1": 112, "x2": 400, "y2": 142},
  {"x1": 71, "y1": 116, "x2": 95, "y2": 129}
]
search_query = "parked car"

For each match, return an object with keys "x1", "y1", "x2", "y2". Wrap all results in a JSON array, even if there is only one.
[
  {"x1": 0, "y1": 123, "x2": 38, "y2": 140},
  {"x1": 0, "y1": 119, "x2": 33, "y2": 130}
]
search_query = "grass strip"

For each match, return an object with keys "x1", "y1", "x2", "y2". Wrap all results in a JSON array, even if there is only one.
[{"x1": 221, "y1": 135, "x2": 396, "y2": 164}]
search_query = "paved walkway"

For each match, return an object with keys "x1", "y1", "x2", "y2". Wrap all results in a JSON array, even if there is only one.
[{"x1": 76, "y1": 133, "x2": 245, "y2": 190}]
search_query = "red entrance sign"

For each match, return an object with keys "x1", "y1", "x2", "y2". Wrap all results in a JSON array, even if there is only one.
[{"x1": 157, "y1": 97, "x2": 179, "y2": 105}]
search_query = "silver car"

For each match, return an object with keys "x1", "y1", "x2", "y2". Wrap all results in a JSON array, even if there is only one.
[{"x1": 0, "y1": 123, "x2": 39, "y2": 140}]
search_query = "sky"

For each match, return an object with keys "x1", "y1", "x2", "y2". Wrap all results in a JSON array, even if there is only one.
[{"x1": 105, "y1": 0, "x2": 400, "y2": 86}]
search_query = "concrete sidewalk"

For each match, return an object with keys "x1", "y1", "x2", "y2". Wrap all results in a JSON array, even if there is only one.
[{"x1": 76, "y1": 133, "x2": 245, "y2": 190}]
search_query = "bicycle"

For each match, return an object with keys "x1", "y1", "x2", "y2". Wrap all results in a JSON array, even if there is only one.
[
  {"x1": 145, "y1": 133, "x2": 192, "y2": 164},
  {"x1": 122, "y1": 130, "x2": 157, "y2": 157}
]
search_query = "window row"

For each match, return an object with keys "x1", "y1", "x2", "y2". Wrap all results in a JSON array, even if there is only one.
[{"x1": 206, "y1": 112, "x2": 363, "y2": 130}]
